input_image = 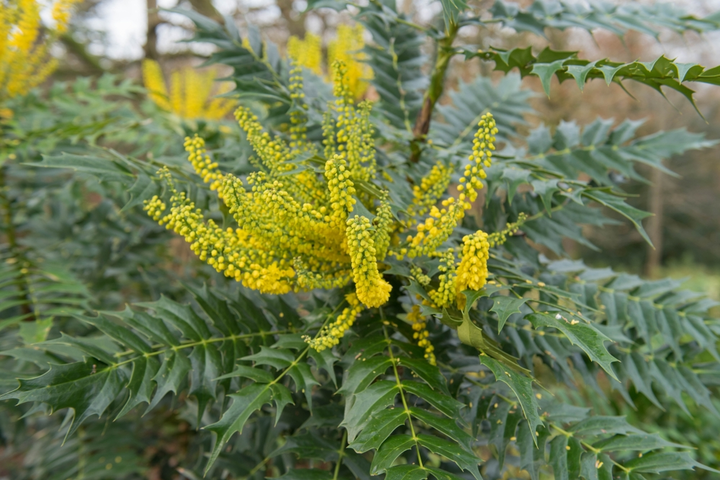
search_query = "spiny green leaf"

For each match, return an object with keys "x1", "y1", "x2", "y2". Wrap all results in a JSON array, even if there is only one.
[
  {"x1": 417, "y1": 434, "x2": 482, "y2": 480},
  {"x1": 116, "y1": 356, "x2": 160, "y2": 419},
  {"x1": 479, "y1": 355, "x2": 542, "y2": 444},
  {"x1": 466, "y1": 46, "x2": 720, "y2": 113},
  {"x1": 527, "y1": 312, "x2": 618, "y2": 379},
  {"x1": 384, "y1": 465, "x2": 428, "y2": 480},
  {"x1": 204, "y1": 383, "x2": 273, "y2": 473},
  {"x1": 402, "y1": 381, "x2": 463, "y2": 418},
  {"x1": 409, "y1": 407, "x2": 474, "y2": 450},
  {"x1": 343, "y1": 380, "x2": 398, "y2": 442},
  {"x1": 349, "y1": 408, "x2": 407, "y2": 453},
  {"x1": 569, "y1": 416, "x2": 643, "y2": 437},
  {"x1": 491, "y1": 296, "x2": 527, "y2": 333},
  {"x1": 215, "y1": 365, "x2": 274, "y2": 383},
  {"x1": 625, "y1": 451, "x2": 719, "y2": 474},
  {"x1": 370, "y1": 434, "x2": 416, "y2": 475},
  {"x1": 242, "y1": 346, "x2": 294, "y2": 369},
  {"x1": 399, "y1": 356, "x2": 450, "y2": 395},
  {"x1": 594, "y1": 434, "x2": 688, "y2": 452},
  {"x1": 0, "y1": 360, "x2": 128, "y2": 437},
  {"x1": 339, "y1": 356, "x2": 393, "y2": 396},
  {"x1": 147, "y1": 350, "x2": 191, "y2": 411}
]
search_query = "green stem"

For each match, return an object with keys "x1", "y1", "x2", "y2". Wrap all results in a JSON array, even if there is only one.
[
  {"x1": 332, "y1": 431, "x2": 348, "y2": 480},
  {"x1": 409, "y1": 22, "x2": 460, "y2": 163},
  {"x1": 382, "y1": 320, "x2": 425, "y2": 469}
]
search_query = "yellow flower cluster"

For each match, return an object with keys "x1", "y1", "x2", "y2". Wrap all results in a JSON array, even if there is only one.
[
  {"x1": 407, "y1": 305, "x2": 436, "y2": 365},
  {"x1": 456, "y1": 231, "x2": 490, "y2": 294},
  {"x1": 145, "y1": 53, "x2": 509, "y2": 353},
  {"x1": 288, "y1": 24, "x2": 372, "y2": 99},
  {"x1": 347, "y1": 215, "x2": 392, "y2": 308},
  {"x1": 141, "y1": 59, "x2": 235, "y2": 120},
  {"x1": 145, "y1": 61, "x2": 390, "y2": 312},
  {"x1": 287, "y1": 33, "x2": 322, "y2": 76},
  {"x1": 403, "y1": 114, "x2": 498, "y2": 259},
  {"x1": 0, "y1": 0, "x2": 79, "y2": 100},
  {"x1": 306, "y1": 293, "x2": 363, "y2": 351}
]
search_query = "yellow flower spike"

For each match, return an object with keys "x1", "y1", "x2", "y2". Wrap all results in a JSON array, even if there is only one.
[
  {"x1": 287, "y1": 33, "x2": 323, "y2": 76},
  {"x1": 51, "y1": 0, "x2": 81, "y2": 34},
  {"x1": 1, "y1": 0, "x2": 79, "y2": 100},
  {"x1": 306, "y1": 293, "x2": 363, "y2": 351},
  {"x1": 410, "y1": 265, "x2": 431, "y2": 286},
  {"x1": 406, "y1": 161, "x2": 453, "y2": 227},
  {"x1": 142, "y1": 59, "x2": 234, "y2": 120},
  {"x1": 372, "y1": 197, "x2": 393, "y2": 260},
  {"x1": 288, "y1": 62, "x2": 314, "y2": 154},
  {"x1": 142, "y1": 60, "x2": 172, "y2": 111},
  {"x1": 407, "y1": 305, "x2": 436, "y2": 365},
  {"x1": 456, "y1": 230, "x2": 490, "y2": 307},
  {"x1": 429, "y1": 249, "x2": 457, "y2": 308},
  {"x1": 235, "y1": 106, "x2": 297, "y2": 177},
  {"x1": 324, "y1": 155, "x2": 356, "y2": 226},
  {"x1": 346, "y1": 216, "x2": 392, "y2": 308},
  {"x1": 184, "y1": 135, "x2": 223, "y2": 193},
  {"x1": 488, "y1": 212, "x2": 527, "y2": 247},
  {"x1": 328, "y1": 24, "x2": 372, "y2": 100}
]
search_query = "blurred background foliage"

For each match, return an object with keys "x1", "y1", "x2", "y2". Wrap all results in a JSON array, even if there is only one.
[{"x1": 1, "y1": 0, "x2": 720, "y2": 478}]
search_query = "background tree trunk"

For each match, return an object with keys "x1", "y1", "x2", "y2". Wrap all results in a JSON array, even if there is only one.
[{"x1": 144, "y1": 0, "x2": 159, "y2": 59}]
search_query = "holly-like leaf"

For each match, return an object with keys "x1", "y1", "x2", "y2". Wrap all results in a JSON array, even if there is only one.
[
  {"x1": 491, "y1": 296, "x2": 527, "y2": 333},
  {"x1": 625, "y1": 452, "x2": 719, "y2": 474},
  {"x1": 204, "y1": 383, "x2": 273, "y2": 473},
  {"x1": 479, "y1": 355, "x2": 542, "y2": 444},
  {"x1": 527, "y1": 313, "x2": 618, "y2": 379}
]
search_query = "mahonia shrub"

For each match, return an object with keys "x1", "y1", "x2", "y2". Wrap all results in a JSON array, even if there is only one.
[{"x1": 3, "y1": 1, "x2": 720, "y2": 479}]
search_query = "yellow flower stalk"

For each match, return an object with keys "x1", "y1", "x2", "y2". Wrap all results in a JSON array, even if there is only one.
[
  {"x1": 286, "y1": 24, "x2": 371, "y2": 99},
  {"x1": 141, "y1": 59, "x2": 235, "y2": 120},
  {"x1": 328, "y1": 24, "x2": 372, "y2": 100},
  {"x1": 407, "y1": 305, "x2": 436, "y2": 365},
  {"x1": 429, "y1": 249, "x2": 457, "y2": 308},
  {"x1": 287, "y1": 33, "x2": 322, "y2": 76},
  {"x1": 306, "y1": 293, "x2": 364, "y2": 351},
  {"x1": 0, "y1": 0, "x2": 79, "y2": 101},
  {"x1": 405, "y1": 161, "x2": 453, "y2": 226}
]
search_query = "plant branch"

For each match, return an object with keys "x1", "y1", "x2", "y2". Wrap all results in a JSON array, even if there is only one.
[{"x1": 409, "y1": 23, "x2": 459, "y2": 163}]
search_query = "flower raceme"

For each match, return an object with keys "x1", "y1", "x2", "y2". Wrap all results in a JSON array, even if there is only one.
[
  {"x1": 144, "y1": 59, "x2": 508, "y2": 351},
  {"x1": 0, "y1": 0, "x2": 80, "y2": 100},
  {"x1": 141, "y1": 59, "x2": 235, "y2": 120}
]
